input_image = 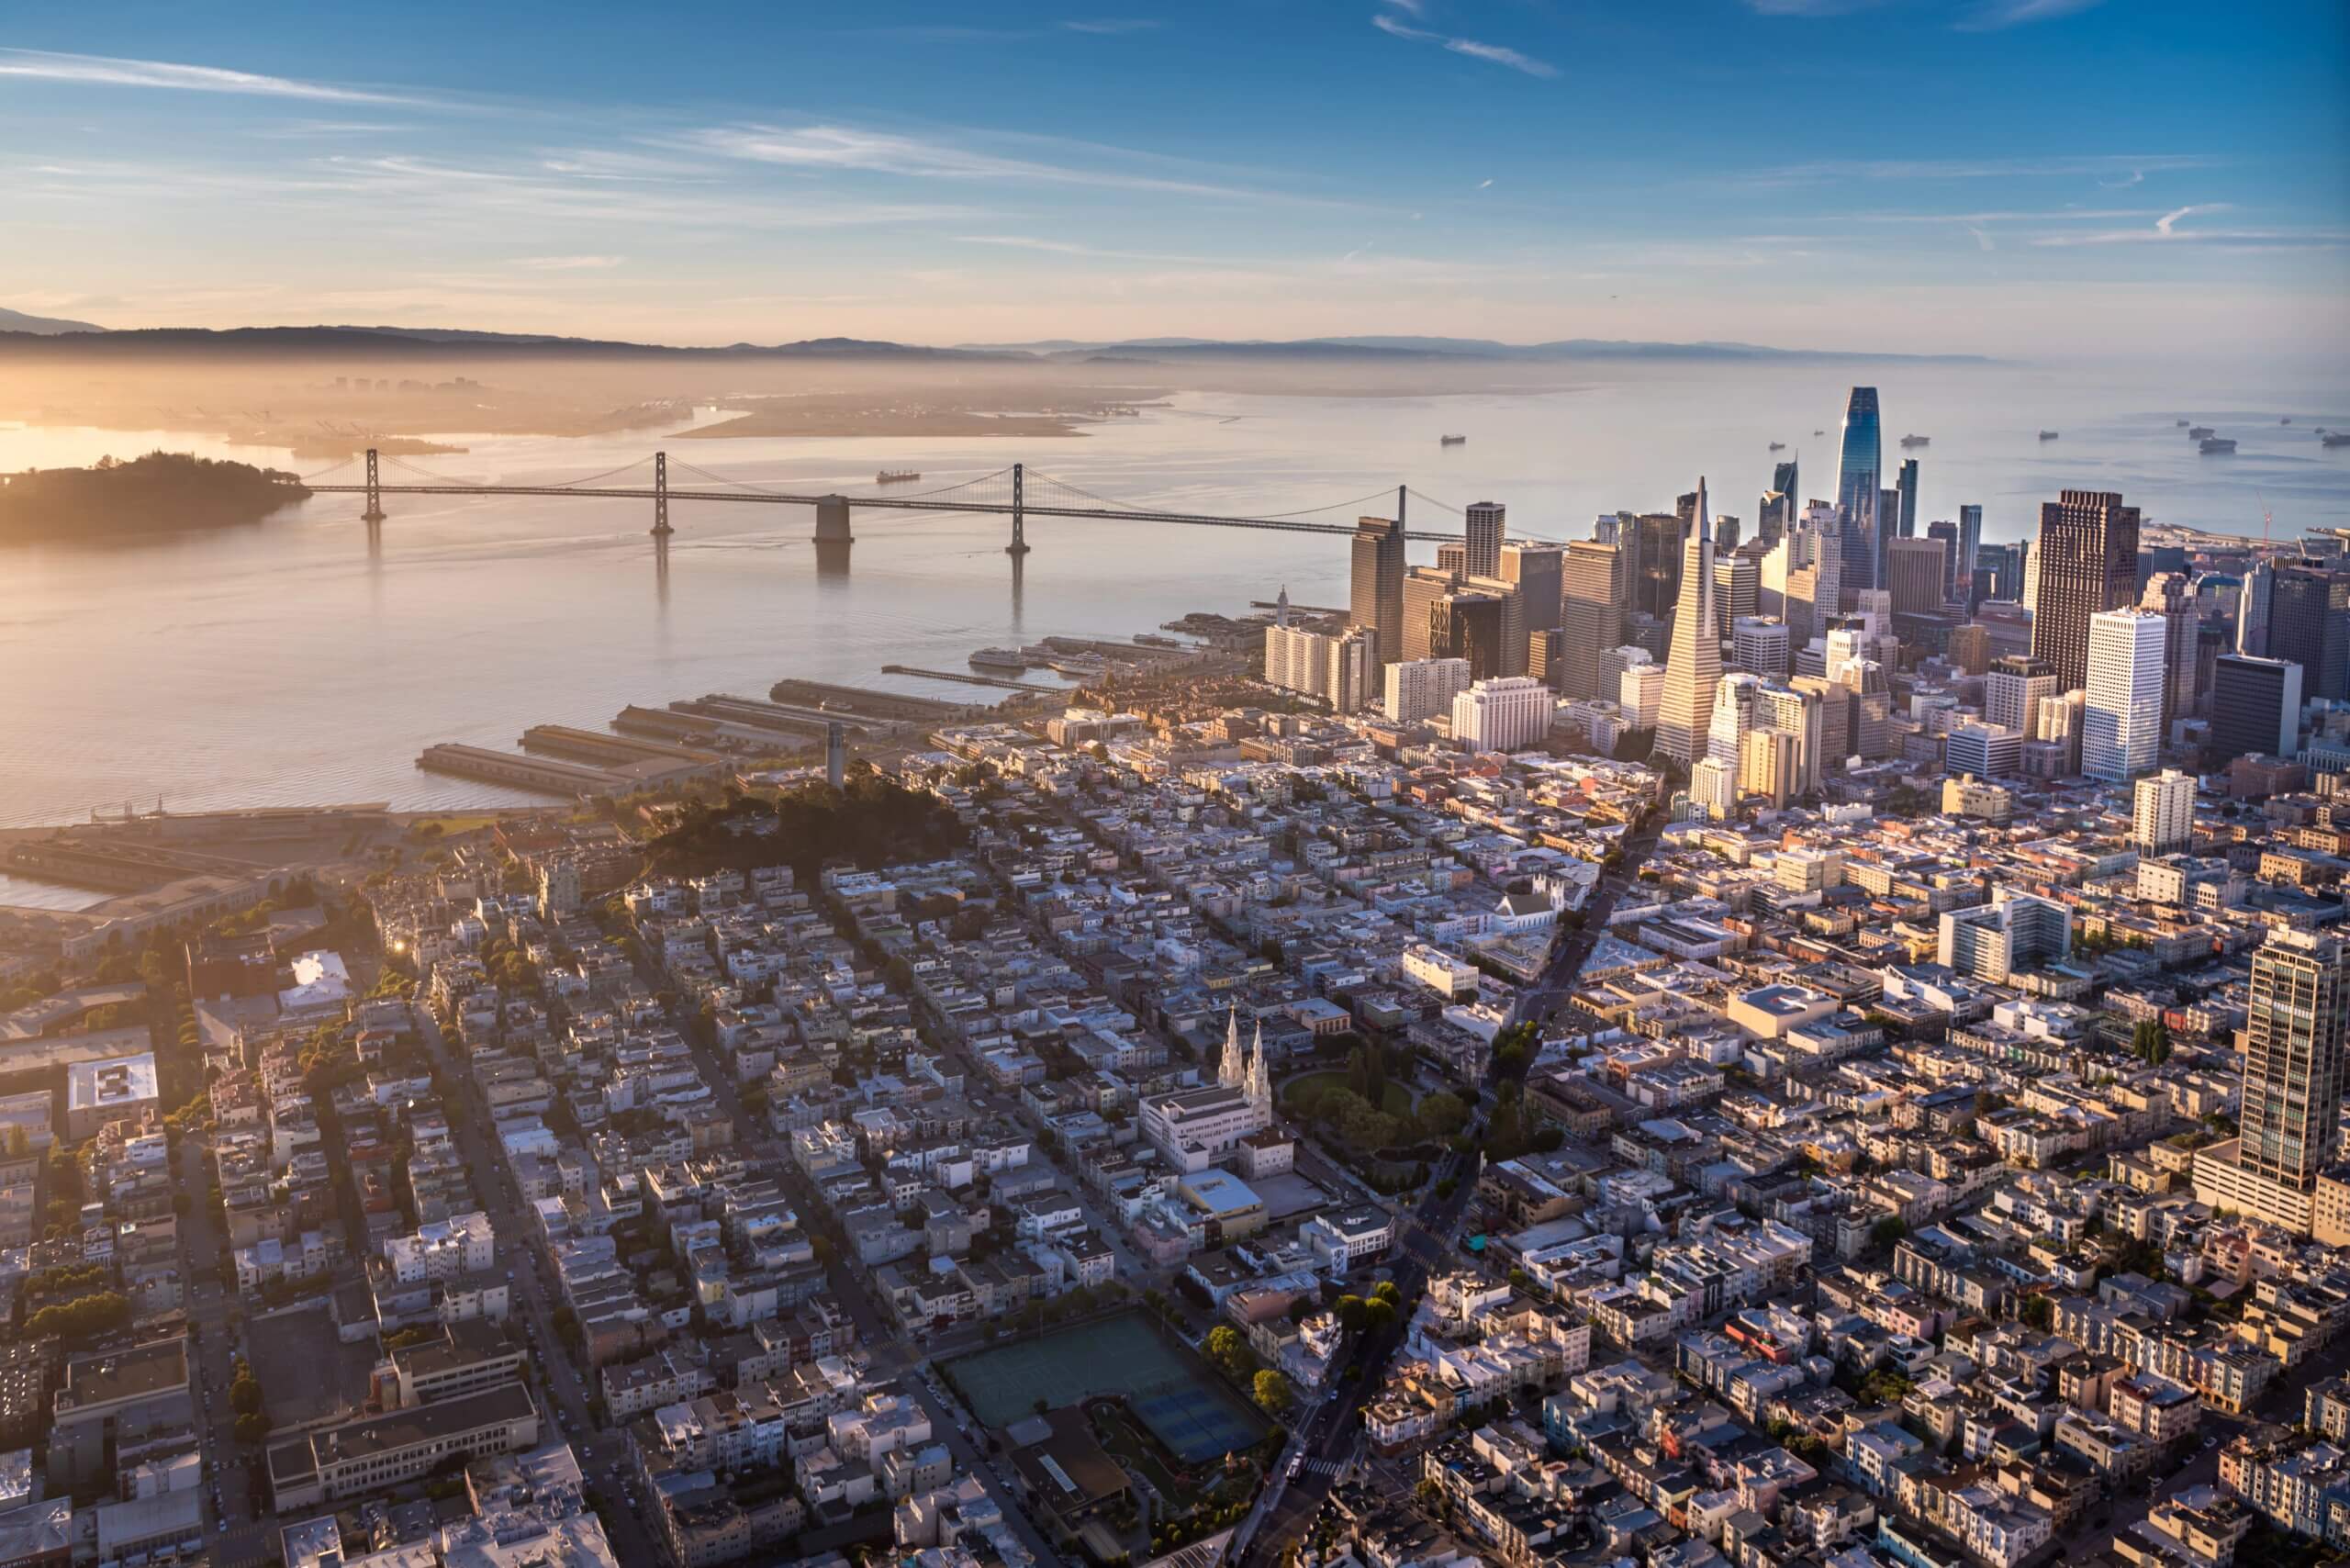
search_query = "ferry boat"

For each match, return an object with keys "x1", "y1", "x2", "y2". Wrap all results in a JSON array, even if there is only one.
[
  {"x1": 2199, "y1": 437, "x2": 2238, "y2": 454},
  {"x1": 1768, "y1": 441, "x2": 1786, "y2": 452},
  {"x1": 2038, "y1": 430, "x2": 2060, "y2": 442},
  {"x1": 1899, "y1": 434, "x2": 1930, "y2": 449},
  {"x1": 2323, "y1": 433, "x2": 2350, "y2": 448},
  {"x1": 876, "y1": 469, "x2": 921, "y2": 485},
  {"x1": 968, "y1": 647, "x2": 1028, "y2": 672},
  {"x1": 2176, "y1": 419, "x2": 2190, "y2": 427},
  {"x1": 1438, "y1": 434, "x2": 1467, "y2": 446},
  {"x1": 2283, "y1": 417, "x2": 2293, "y2": 426},
  {"x1": 1050, "y1": 655, "x2": 1110, "y2": 679},
  {"x1": 2188, "y1": 426, "x2": 2215, "y2": 440}
]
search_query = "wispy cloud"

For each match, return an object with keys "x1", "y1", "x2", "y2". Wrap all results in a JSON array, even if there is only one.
[
  {"x1": 684, "y1": 123, "x2": 1307, "y2": 203},
  {"x1": 1379, "y1": 0, "x2": 1427, "y2": 14},
  {"x1": 0, "y1": 49, "x2": 423, "y2": 105},
  {"x1": 1733, "y1": 152, "x2": 2219, "y2": 188},
  {"x1": 952, "y1": 234, "x2": 1212, "y2": 263},
  {"x1": 1061, "y1": 18, "x2": 1159, "y2": 34},
  {"x1": 1964, "y1": 226, "x2": 1994, "y2": 252},
  {"x1": 1741, "y1": 0, "x2": 1882, "y2": 13},
  {"x1": 1857, "y1": 207, "x2": 2163, "y2": 224},
  {"x1": 2098, "y1": 168, "x2": 2145, "y2": 189},
  {"x1": 513, "y1": 254, "x2": 626, "y2": 270},
  {"x1": 1371, "y1": 15, "x2": 1558, "y2": 79},
  {"x1": 1954, "y1": 0, "x2": 2103, "y2": 30},
  {"x1": 2022, "y1": 204, "x2": 2350, "y2": 247},
  {"x1": 1476, "y1": 178, "x2": 1494, "y2": 190}
]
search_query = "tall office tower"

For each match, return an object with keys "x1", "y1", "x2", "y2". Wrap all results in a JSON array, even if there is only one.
[
  {"x1": 2237, "y1": 927, "x2": 2350, "y2": 1193},
  {"x1": 1956, "y1": 506, "x2": 1983, "y2": 608},
  {"x1": 1939, "y1": 891, "x2": 2072, "y2": 985},
  {"x1": 1772, "y1": 459, "x2": 1799, "y2": 509},
  {"x1": 1528, "y1": 628, "x2": 1567, "y2": 690},
  {"x1": 1760, "y1": 504, "x2": 1842, "y2": 648},
  {"x1": 1383, "y1": 656, "x2": 1474, "y2": 724},
  {"x1": 2132, "y1": 768, "x2": 2196, "y2": 854},
  {"x1": 1401, "y1": 566, "x2": 1453, "y2": 665},
  {"x1": 1619, "y1": 661, "x2": 1664, "y2": 734},
  {"x1": 1714, "y1": 551, "x2": 1760, "y2": 640},
  {"x1": 2266, "y1": 566, "x2": 2330, "y2": 685},
  {"x1": 1265, "y1": 625, "x2": 1380, "y2": 712},
  {"x1": 2210, "y1": 654, "x2": 2302, "y2": 761},
  {"x1": 1634, "y1": 511, "x2": 1685, "y2": 622},
  {"x1": 1349, "y1": 514, "x2": 1406, "y2": 666},
  {"x1": 1654, "y1": 477, "x2": 1723, "y2": 767},
  {"x1": 1897, "y1": 458, "x2": 1919, "y2": 543},
  {"x1": 2194, "y1": 623, "x2": 2225, "y2": 718},
  {"x1": 1986, "y1": 542, "x2": 2024, "y2": 603},
  {"x1": 1878, "y1": 487, "x2": 1903, "y2": 593},
  {"x1": 1689, "y1": 756, "x2": 1737, "y2": 819},
  {"x1": 2082, "y1": 608, "x2": 2166, "y2": 783},
  {"x1": 1757, "y1": 492, "x2": 1791, "y2": 548},
  {"x1": 1708, "y1": 672, "x2": 1762, "y2": 767},
  {"x1": 1593, "y1": 512, "x2": 1625, "y2": 546},
  {"x1": 2238, "y1": 557, "x2": 2275, "y2": 655},
  {"x1": 1886, "y1": 535, "x2": 1950, "y2": 616},
  {"x1": 2322, "y1": 577, "x2": 2350, "y2": 702},
  {"x1": 2035, "y1": 689, "x2": 2087, "y2": 773},
  {"x1": 2139, "y1": 572, "x2": 2201, "y2": 722},
  {"x1": 1947, "y1": 624, "x2": 1989, "y2": 676},
  {"x1": 1500, "y1": 543, "x2": 1562, "y2": 678},
  {"x1": 1749, "y1": 680, "x2": 1821, "y2": 794},
  {"x1": 1739, "y1": 727, "x2": 1799, "y2": 810},
  {"x1": 1985, "y1": 655, "x2": 2057, "y2": 736},
  {"x1": 1716, "y1": 515, "x2": 1741, "y2": 554},
  {"x1": 1835, "y1": 661, "x2": 1892, "y2": 760},
  {"x1": 1464, "y1": 501, "x2": 1506, "y2": 579},
  {"x1": 1732, "y1": 616, "x2": 1792, "y2": 678},
  {"x1": 1627, "y1": 612, "x2": 1672, "y2": 664},
  {"x1": 1461, "y1": 573, "x2": 1526, "y2": 684},
  {"x1": 1436, "y1": 542, "x2": 1467, "y2": 576},
  {"x1": 1561, "y1": 542, "x2": 1627, "y2": 700},
  {"x1": 1926, "y1": 521, "x2": 1961, "y2": 596},
  {"x1": 1790, "y1": 674, "x2": 1851, "y2": 777},
  {"x1": 2031, "y1": 489, "x2": 2143, "y2": 691},
  {"x1": 1835, "y1": 387, "x2": 1883, "y2": 599}
]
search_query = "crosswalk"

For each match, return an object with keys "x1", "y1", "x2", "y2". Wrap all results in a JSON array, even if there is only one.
[{"x1": 1294, "y1": 1456, "x2": 1349, "y2": 1480}]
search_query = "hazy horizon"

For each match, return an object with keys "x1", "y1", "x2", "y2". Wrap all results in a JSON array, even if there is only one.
[{"x1": 3, "y1": 1, "x2": 2345, "y2": 372}]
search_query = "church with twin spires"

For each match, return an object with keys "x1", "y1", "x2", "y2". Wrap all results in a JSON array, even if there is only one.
[{"x1": 1139, "y1": 1009, "x2": 1275, "y2": 1175}]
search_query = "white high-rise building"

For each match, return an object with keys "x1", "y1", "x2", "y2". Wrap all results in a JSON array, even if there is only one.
[
  {"x1": 1265, "y1": 624, "x2": 1380, "y2": 713},
  {"x1": 1383, "y1": 657, "x2": 1473, "y2": 724},
  {"x1": 2133, "y1": 768, "x2": 2196, "y2": 855},
  {"x1": 2083, "y1": 608, "x2": 2167, "y2": 783},
  {"x1": 1452, "y1": 677, "x2": 1552, "y2": 753},
  {"x1": 1619, "y1": 662, "x2": 1664, "y2": 734},
  {"x1": 1690, "y1": 756, "x2": 1737, "y2": 820},
  {"x1": 1985, "y1": 655, "x2": 2058, "y2": 736},
  {"x1": 1654, "y1": 476, "x2": 1722, "y2": 766},
  {"x1": 1945, "y1": 721, "x2": 2021, "y2": 779},
  {"x1": 1708, "y1": 672, "x2": 1762, "y2": 767}
]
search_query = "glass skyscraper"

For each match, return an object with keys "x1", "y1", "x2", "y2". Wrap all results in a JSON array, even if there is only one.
[{"x1": 1834, "y1": 387, "x2": 1881, "y2": 599}]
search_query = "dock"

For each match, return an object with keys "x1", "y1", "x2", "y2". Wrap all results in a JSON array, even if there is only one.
[
  {"x1": 765, "y1": 678, "x2": 968, "y2": 723},
  {"x1": 879, "y1": 665, "x2": 1062, "y2": 694}
]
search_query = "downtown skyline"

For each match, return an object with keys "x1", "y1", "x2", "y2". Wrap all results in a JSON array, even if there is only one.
[{"x1": 1, "y1": 0, "x2": 2345, "y2": 366}]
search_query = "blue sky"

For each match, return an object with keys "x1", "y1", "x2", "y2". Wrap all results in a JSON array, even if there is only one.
[{"x1": 3, "y1": 0, "x2": 2344, "y2": 362}]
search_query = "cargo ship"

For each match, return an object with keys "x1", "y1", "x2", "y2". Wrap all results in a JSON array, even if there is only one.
[
  {"x1": 1438, "y1": 434, "x2": 1467, "y2": 446},
  {"x1": 1899, "y1": 434, "x2": 1930, "y2": 449},
  {"x1": 968, "y1": 647, "x2": 1028, "y2": 672},
  {"x1": 2038, "y1": 430, "x2": 2060, "y2": 442},
  {"x1": 2323, "y1": 433, "x2": 2350, "y2": 449},
  {"x1": 1768, "y1": 441, "x2": 1786, "y2": 451},
  {"x1": 2188, "y1": 426, "x2": 2215, "y2": 440},
  {"x1": 2199, "y1": 437, "x2": 2238, "y2": 454},
  {"x1": 876, "y1": 469, "x2": 922, "y2": 485}
]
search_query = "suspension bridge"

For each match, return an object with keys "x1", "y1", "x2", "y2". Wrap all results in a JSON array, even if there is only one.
[{"x1": 299, "y1": 449, "x2": 1551, "y2": 554}]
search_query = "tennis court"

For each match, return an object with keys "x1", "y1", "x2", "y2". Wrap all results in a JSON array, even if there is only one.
[{"x1": 945, "y1": 1313, "x2": 1267, "y2": 1461}]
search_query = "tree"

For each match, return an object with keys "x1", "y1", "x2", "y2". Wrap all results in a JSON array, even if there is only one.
[
  {"x1": 1335, "y1": 1294, "x2": 1369, "y2": 1332},
  {"x1": 1872, "y1": 1216, "x2": 1908, "y2": 1249},
  {"x1": 1206, "y1": 1326, "x2": 1255, "y2": 1380},
  {"x1": 2132, "y1": 1019, "x2": 2173, "y2": 1067},
  {"x1": 1416, "y1": 1092, "x2": 1470, "y2": 1140},
  {"x1": 1253, "y1": 1370, "x2": 1292, "y2": 1416},
  {"x1": 2018, "y1": 1294, "x2": 2055, "y2": 1331},
  {"x1": 232, "y1": 1411, "x2": 272, "y2": 1445},
  {"x1": 1363, "y1": 1297, "x2": 1397, "y2": 1331},
  {"x1": 1371, "y1": 1280, "x2": 1402, "y2": 1307}
]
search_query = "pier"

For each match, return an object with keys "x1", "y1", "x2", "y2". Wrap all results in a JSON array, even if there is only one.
[{"x1": 879, "y1": 666, "x2": 1064, "y2": 694}]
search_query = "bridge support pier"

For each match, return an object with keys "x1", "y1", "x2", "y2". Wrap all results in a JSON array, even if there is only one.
[
  {"x1": 814, "y1": 495, "x2": 855, "y2": 545},
  {"x1": 361, "y1": 448, "x2": 386, "y2": 522},
  {"x1": 651, "y1": 451, "x2": 672, "y2": 536},
  {"x1": 1006, "y1": 462, "x2": 1030, "y2": 555}
]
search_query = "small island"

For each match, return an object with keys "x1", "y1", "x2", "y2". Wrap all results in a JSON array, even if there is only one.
[{"x1": 0, "y1": 451, "x2": 310, "y2": 541}]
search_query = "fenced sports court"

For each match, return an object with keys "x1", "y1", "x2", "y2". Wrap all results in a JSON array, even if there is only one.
[{"x1": 944, "y1": 1312, "x2": 1267, "y2": 1461}]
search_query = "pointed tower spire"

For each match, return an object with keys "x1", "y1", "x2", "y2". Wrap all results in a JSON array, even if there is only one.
[
  {"x1": 1220, "y1": 1007, "x2": 1245, "y2": 1089},
  {"x1": 1248, "y1": 1021, "x2": 1271, "y2": 1121}
]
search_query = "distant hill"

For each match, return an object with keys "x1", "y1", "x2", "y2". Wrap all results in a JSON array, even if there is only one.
[
  {"x1": 0, "y1": 452, "x2": 306, "y2": 542},
  {"x1": 0, "y1": 306, "x2": 104, "y2": 335},
  {"x1": 962, "y1": 333, "x2": 1989, "y2": 364},
  {"x1": 0, "y1": 322, "x2": 1986, "y2": 364}
]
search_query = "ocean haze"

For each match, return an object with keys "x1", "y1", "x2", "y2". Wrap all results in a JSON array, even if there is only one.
[{"x1": 0, "y1": 357, "x2": 2343, "y2": 849}]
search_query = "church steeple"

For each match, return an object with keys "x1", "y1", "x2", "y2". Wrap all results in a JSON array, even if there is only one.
[
  {"x1": 1247, "y1": 1021, "x2": 1271, "y2": 1118},
  {"x1": 1219, "y1": 1007, "x2": 1246, "y2": 1090}
]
